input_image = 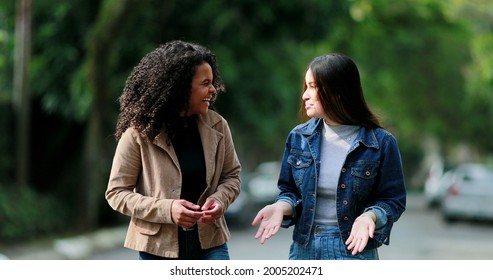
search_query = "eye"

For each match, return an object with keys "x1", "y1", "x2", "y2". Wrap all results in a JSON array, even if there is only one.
[{"x1": 306, "y1": 82, "x2": 317, "y2": 89}]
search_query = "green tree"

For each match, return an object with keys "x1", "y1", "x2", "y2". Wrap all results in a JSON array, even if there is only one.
[{"x1": 1, "y1": 0, "x2": 492, "y2": 241}]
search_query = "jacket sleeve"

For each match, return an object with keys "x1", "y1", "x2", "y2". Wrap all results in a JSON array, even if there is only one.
[
  {"x1": 105, "y1": 128, "x2": 174, "y2": 224},
  {"x1": 371, "y1": 133, "x2": 407, "y2": 245},
  {"x1": 275, "y1": 132, "x2": 302, "y2": 228}
]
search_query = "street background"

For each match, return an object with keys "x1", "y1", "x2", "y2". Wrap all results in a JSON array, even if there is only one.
[
  {"x1": 2, "y1": 1, "x2": 493, "y2": 263},
  {"x1": 2, "y1": 192, "x2": 493, "y2": 260}
]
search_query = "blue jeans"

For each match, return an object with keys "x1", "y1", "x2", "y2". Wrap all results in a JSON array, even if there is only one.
[
  {"x1": 288, "y1": 225, "x2": 379, "y2": 260},
  {"x1": 139, "y1": 227, "x2": 230, "y2": 260}
]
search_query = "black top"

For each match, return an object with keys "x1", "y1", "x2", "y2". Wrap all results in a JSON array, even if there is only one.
[{"x1": 171, "y1": 116, "x2": 207, "y2": 205}]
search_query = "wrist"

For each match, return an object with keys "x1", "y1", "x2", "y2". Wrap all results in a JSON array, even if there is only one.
[{"x1": 362, "y1": 211, "x2": 377, "y2": 223}]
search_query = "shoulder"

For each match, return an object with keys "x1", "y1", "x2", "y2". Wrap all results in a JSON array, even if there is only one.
[
  {"x1": 119, "y1": 126, "x2": 149, "y2": 145},
  {"x1": 372, "y1": 127, "x2": 395, "y2": 138},
  {"x1": 290, "y1": 118, "x2": 321, "y2": 135},
  {"x1": 369, "y1": 127, "x2": 400, "y2": 150},
  {"x1": 120, "y1": 126, "x2": 139, "y2": 140},
  {"x1": 374, "y1": 127, "x2": 399, "y2": 144},
  {"x1": 199, "y1": 110, "x2": 230, "y2": 129}
]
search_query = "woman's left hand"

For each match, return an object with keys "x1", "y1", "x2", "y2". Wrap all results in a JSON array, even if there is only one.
[
  {"x1": 345, "y1": 211, "x2": 376, "y2": 255},
  {"x1": 200, "y1": 197, "x2": 223, "y2": 225}
]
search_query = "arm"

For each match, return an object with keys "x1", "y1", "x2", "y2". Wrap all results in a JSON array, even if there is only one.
[
  {"x1": 346, "y1": 133, "x2": 406, "y2": 253},
  {"x1": 251, "y1": 201, "x2": 292, "y2": 244},
  {"x1": 105, "y1": 128, "x2": 201, "y2": 225}
]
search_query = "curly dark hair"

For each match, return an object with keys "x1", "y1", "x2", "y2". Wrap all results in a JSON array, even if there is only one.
[{"x1": 114, "y1": 40, "x2": 225, "y2": 142}]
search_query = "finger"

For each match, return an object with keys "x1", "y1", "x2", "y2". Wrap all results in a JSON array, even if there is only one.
[
  {"x1": 260, "y1": 226, "x2": 278, "y2": 244},
  {"x1": 368, "y1": 225, "x2": 375, "y2": 238},
  {"x1": 202, "y1": 198, "x2": 220, "y2": 212},
  {"x1": 351, "y1": 238, "x2": 367, "y2": 255},
  {"x1": 201, "y1": 209, "x2": 218, "y2": 217},
  {"x1": 267, "y1": 225, "x2": 280, "y2": 238},
  {"x1": 346, "y1": 240, "x2": 355, "y2": 250},
  {"x1": 251, "y1": 213, "x2": 262, "y2": 226},
  {"x1": 345, "y1": 235, "x2": 353, "y2": 246},
  {"x1": 254, "y1": 225, "x2": 265, "y2": 239},
  {"x1": 349, "y1": 240, "x2": 360, "y2": 255},
  {"x1": 180, "y1": 200, "x2": 201, "y2": 211},
  {"x1": 201, "y1": 199, "x2": 214, "y2": 211},
  {"x1": 260, "y1": 231, "x2": 270, "y2": 244}
]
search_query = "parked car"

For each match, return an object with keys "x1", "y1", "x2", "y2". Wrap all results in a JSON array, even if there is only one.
[
  {"x1": 441, "y1": 163, "x2": 493, "y2": 223},
  {"x1": 224, "y1": 172, "x2": 255, "y2": 227},
  {"x1": 424, "y1": 162, "x2": 455, "y2": 208}
]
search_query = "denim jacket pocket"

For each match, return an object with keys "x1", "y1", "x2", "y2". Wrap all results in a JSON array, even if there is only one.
[
  {"x1": 350, "y1": 162, "x2": 379, "y2": 196},
  {"x1": 287, "y1": 151, "x2": 313, "y2": 187}
]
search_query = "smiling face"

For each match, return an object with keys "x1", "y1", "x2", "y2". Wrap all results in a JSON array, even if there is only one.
[
  {"x1": 302, "y1": 68, "x2": 339, "y2": 125},
  {"x1": 303, "y1": 69, "x2": 327, "y2": 120},
  {"x1": 185, "y1": 62, "x2": 216, "y2": 116}
]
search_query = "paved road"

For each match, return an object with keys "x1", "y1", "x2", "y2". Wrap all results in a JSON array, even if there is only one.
[
  {"x1": 87, "y1": 192, "x2": 493, "y2": 260},
  {"x1": 2, "y1": 192, "x2": 493, "y2": 260}
]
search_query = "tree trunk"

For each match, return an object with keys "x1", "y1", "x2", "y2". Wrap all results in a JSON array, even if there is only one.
[
  {"x1": 79, "y1": 0, "x2": 135, "y2": 229},
  {"x1": 13, "y1": 0, "x2": 31, "y2": 190}
]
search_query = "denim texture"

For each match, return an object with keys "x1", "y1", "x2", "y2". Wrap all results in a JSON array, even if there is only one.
[
  {"x1": 288, "y1": 225, "x2": 379, "y2": 260},
  {"x1": 276, "y1": 118, "x2": 406, "y2": 251}
]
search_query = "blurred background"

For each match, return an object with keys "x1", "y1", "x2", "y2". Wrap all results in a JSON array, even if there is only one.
[{"x1": 1, "y1": 0, "x2": 493, "y2": 258}]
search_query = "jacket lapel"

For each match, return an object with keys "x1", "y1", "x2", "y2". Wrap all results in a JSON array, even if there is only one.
[
  {"x1": 152, "y1": 131, "x2": 181, "y2": 171},
  {"x1": 197, "y1": 114, "x2": 222, "y2": 185}
]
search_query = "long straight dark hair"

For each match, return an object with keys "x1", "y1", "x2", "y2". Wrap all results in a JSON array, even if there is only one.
[{"x1": 299, "y1": 54, "x2": 381, "y2": 128}]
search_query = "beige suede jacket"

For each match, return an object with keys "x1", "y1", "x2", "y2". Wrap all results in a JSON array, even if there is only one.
[{"x1": 105, "y1": 110, "x2": 241, "y2": 258}]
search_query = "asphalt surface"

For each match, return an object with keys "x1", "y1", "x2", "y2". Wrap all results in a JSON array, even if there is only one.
[
  {"x1": 0, "y1": 192, "x2": 430, "y2": 260},
  {"x1": 0, "y1": 225, "x2": 127, "y2": 260}
]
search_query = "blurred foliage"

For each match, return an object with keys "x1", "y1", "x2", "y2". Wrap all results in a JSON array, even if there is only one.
[
  {"x1": 0, "y1": 186, "x2": 67, "y2": 241},
  {"x1": 0, "y1": 0, "x2": 492, "y2": 242}
]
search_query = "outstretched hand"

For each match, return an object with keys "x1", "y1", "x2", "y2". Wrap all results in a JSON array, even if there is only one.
[
  {"x1": 345, "y1": 211, "x2": 376, "y2": 255},
  {"x1": 251, "y1": 203, "x2": 285, "y2": 244}
]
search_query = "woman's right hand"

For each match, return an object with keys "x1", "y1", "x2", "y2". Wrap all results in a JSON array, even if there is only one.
[
  {"x1": 171, "y1": 200, "x2": 203, "y2": 229},
  {"x1": 251, "y1": 202, "x2": 288, "y2": 244}
]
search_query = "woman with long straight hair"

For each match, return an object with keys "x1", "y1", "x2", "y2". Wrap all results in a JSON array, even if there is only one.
[{"x1": 252, "y1": 53, "x2": 406, "y2": 260}]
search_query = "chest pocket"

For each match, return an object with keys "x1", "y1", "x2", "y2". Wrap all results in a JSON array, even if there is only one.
[
  {"x1": 287, "y1": 151, "x2": 313, "y2": 187},
  {"x1": 350, "y1": 162, "x2": 379, "y2": 196}
]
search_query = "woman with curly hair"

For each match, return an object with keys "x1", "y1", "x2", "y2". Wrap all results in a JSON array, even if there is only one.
[{"x1": 105, "y1": 40, "x2": 241, "y2": 260}]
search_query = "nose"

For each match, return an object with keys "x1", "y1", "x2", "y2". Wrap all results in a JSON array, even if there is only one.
[
  {"x1": 302, "y1": 89, "x2": 309, "y2": 101},
  {"x1": 210, "y1": 84, "x2": 216, "y2": 93}
]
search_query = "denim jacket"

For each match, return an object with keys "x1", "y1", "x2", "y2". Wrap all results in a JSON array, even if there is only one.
[{"x1": 276, "y1": 118, "x2": 406, "y2": 250}]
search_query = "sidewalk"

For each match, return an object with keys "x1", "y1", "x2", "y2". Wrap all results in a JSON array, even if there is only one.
[{"x1": 0, "y1": 225, "x2": 127, "y2": 260}]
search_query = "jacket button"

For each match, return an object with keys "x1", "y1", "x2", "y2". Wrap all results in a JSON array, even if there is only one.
[
  {"x1": 341, "y1": 167, "x2": 346, "y2": 173},
  {"x1": 343, "y1": 200, "x2": 348, "y2": 205},
  {"x1": 365, "y1": 170, "x2": 371, "y2": 176},
  {"x1": 344, "y1": 216, "x2": 349, "y2": 221},
  {"x1": 296, "y1": 160, "x2": 301, "y2": 166},
  {"x1": 341, "y1": 183, "x2": 346, "y2": 189}
]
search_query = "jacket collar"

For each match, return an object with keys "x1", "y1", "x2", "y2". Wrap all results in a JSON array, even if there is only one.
[
  {"x1": 298, "y1": 118, "x2": 380, "y2": 150},
  {"x1": 152, "y1": 111, "x2": 224, "y2": 181},
  {"x1": 152, "y1": 111, "x2": 223, "y2": 148}
]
